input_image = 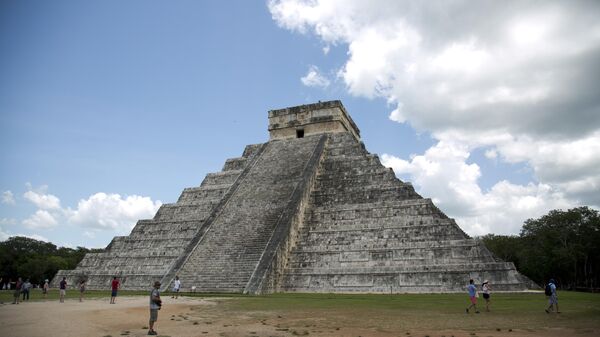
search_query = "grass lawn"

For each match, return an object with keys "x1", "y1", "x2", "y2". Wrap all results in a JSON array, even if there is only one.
[
  {"x1": 2, "y1": 289, "x2": 599, "y2": 334},
  {"x1": 202, "y1": 292, "x2": 600, "y2": 334}
]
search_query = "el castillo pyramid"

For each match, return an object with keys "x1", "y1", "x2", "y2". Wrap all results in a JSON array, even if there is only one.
[{"x1": 54, "y1": 100, "x2": 533, "y2": 293}]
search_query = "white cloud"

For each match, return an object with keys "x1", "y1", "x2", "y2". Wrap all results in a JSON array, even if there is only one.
[
  {"x1": 83, "y1": 231, "x2": 96, "y2": 239},
  {"x1": 0, "y1": 226, "x2": 9, "y2": 241},
  {"x1": 270, "y1": 0, "x2": 600, "y2": 233},
  {"x1": 2, "y1": 190, "x2": 16, "y2": 205},
  {"x1": 68, "y1": 193, "x2": 162, "y2": 233},
  {"x1": 0, "y1": 218, "x2": 17, "y2": 226},
  {"x1": 17, "y1": 183, "x2": 162, "y2": 241},
  {"x1": 300, "y1": 65, "x2": 331, "y2": 88},
  {"x1": 23, "y1": 187, "x2": 61, "y2": 210},
  {"x1": 381, "y1": 142, "x2": 572, "y2": 235},
  {"x1": 22, "y1": 210, "x2": 58, "y2": 229}
]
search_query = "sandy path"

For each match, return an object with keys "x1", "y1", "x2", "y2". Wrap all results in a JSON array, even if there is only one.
[
  {"x1": 0, "y1": 296, "x2": 214, "y2": 337},
  {"x1": 1, "y1": 296, "x2": 598, "y2": 337}
]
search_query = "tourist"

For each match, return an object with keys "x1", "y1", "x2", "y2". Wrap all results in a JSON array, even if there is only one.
[
  {"x1": 110, "y1": 276, "x2": 120, "y2": 304},
  {"x1": 12, "y1": 277, "x2": 22, "y2": 304},
  {"x1": 465, "y1": 279, "x2": 479, "y2": 313},
  {"x1": 482, "y1": 280, "x2": 491, "y2": 312},
  {"x1": 148, "y1": 281, "x2": 162, "y2": 336},
  {"x1": 79, "y1": 280, "x2": 86, "y2": 302},
  {"x1": 42, "y1": 279, "x2": 49, "y2": 299},
  {"x1": 171, "y1": 275, "x2": 181, "y2": 299},
  {"x1": 545, "y1": 279, "x2": 560, "y2": 313},
  {"x1": 22, "y1": 278, "x2": 32, "y2": 301},
  {"x1": 59, "y1": 277, "x2": 67, "y2": 303}
]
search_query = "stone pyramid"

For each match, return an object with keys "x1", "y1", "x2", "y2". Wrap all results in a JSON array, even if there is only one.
[{"x1": 54, "y1": 101, "x2": 533, "y2": 293}]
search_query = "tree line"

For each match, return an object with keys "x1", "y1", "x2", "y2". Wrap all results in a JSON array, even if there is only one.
[
  {"x1": 481, "y1": 206, "x2": 600, "y2": 290},
  {"x1": 0, "y1": 236, "x2": 102, "y2": 287}
]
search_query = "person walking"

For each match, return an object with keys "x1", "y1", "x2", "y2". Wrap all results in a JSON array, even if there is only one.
[
  {"x1": 171, "y1": 276, "x2": 181, "y2": 299},
  {"x1": 79, "y1": 280, "x2": 86, "y2": 302},
  {"x1": 148, "y1": 281, "x2": 162, "y2": 335},
  {"x1": 482, "y1": 280, "x2": 491, "y2": 312},
  {"x1": 545, "y1": 279, "x2": 560, "y2": 313},
  {"x1": 110, "y1": 277, "x2": 120, "y2": 304},
  {"x1": 22, "y1": 279, "x2": 32, "y2": 301},
  {"x1": 42, "y1": 279, "x2": 49, "y2": 299},
  {"x1": 466, "y1": 279, "x2": 480, "y2": 313},
  {"x1": 59, "y1": 277, "x2": 67, "y2": 303},
  {"x1": 12, "y1": 277, "x2": 22, "y2": 304}
]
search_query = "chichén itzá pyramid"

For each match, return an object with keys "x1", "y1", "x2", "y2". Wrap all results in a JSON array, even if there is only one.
[{"x1": 54, "y1": 100, "x2": 533, "y2": 293}]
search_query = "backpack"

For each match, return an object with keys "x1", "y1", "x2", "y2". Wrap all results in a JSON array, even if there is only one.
[{"x1": 544, "y1": 283, "x2": 552, "y2": 296}]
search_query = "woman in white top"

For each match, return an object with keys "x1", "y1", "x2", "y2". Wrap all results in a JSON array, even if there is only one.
[{"x1": 482, "y1": 280, "x2": 491, "y2": 312}]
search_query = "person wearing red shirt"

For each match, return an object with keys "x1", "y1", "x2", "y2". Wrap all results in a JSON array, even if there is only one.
[{"x1": 110, "y1": 277, "x2": 120, "y2": 304}]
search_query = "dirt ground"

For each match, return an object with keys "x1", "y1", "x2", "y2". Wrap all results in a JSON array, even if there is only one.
[{"x1": 0, "y1": 296, "x2": 598, "y2": 337}]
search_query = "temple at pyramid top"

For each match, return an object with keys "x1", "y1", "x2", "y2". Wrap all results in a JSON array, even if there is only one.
[{"x1": 268, "y1": 100, "x2": 361, "y2": 141}]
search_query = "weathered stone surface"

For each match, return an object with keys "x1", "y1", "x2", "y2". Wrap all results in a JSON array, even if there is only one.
[{"x1": 54, "y1": 100, "x2": 534, "y2": 293}]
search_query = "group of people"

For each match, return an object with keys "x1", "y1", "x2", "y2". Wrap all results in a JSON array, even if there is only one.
[
  {"x1": 8, "y1": 277, "x2": 35, "y2": 304},
  {"x1": 57, "y1": 277, "x2": 88, "y2": 302},
  {"x1": 465, "y1": 278, "x2": 560, "y2": 314}
]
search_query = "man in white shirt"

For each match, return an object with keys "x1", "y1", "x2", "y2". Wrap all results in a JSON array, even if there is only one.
[{"x1": 171, "y1": 276, "x2": 181, "y2": 299}]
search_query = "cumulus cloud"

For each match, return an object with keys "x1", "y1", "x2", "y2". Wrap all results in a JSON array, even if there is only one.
[
  {"x1": 301, "y1": 65, "x2": 331, "y2": 88},
  {"x1": 22, "y1": 210, "x2": 58, "y2": 229},
  {"x1": 2, "y1": 190, "x2": 16, "y2": 205},
  {"x1": 18, "y1": 184, "x2": 162, "y2": 237},
  {"x1": 23, "y1": 186, "x2": 61, "y2": 210},
  {"x1": 270, "y1": 0, "x2": 600, "y2": 234},
  {"x1": 0, "y1": 218, "x2": 17, "y2": 226},
  {"x1": 382, "y1": 144, "x2": 571, "y2": 235},
  {"x1": 67, "y1": 193, "x2": 162, "y2": 233}
]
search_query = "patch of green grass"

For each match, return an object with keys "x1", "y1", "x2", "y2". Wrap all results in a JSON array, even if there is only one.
[
  {"x1": 3, "y1": 289, "x2": 598, "y2": 333},
  {"x1": 218, "y1": 292, "x2": 600, "y2": 332}
]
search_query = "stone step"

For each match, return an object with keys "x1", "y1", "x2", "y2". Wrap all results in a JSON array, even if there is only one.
[
  {"x1": 175, "y1": 136, "x2": 324, "y2": 291},
  {"x1": 284, "y1": 261, "x2": 516, "y2": 274},
  {"x1": 200, "y1": 170, "x2": 242, "y2": 187}
]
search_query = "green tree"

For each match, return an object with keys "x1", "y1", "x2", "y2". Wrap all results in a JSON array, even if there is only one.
[
  {"x1": 0, "y1": 236, "x2": 100, "y2": 285},
  {"x1": 483, "y1": 206, "x2": 600, "y2": 290}
]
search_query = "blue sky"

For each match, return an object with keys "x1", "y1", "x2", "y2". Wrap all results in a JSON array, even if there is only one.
[{"x1": 1, "y1": 0, "x2": 599, "y2": 248}]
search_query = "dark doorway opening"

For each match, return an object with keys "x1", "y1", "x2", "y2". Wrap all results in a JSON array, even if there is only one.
[{"x1": 296, "y1": 129, "x2": 304, "y2": 138}]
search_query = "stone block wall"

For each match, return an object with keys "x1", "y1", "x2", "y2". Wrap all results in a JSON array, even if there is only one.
[
  {"x1": 52, "y1": 143, "x2": 263, "y2": 290},
  {"x1": 280, "y1": 132, "x2": 532, "y2": 293}
]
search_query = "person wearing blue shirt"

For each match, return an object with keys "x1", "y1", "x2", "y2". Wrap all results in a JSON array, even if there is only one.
[
  {"x1": 545, "y1": 279, "x2": 560, "y2": 313},
  {"x1": 466, "y1": 279, "x2": 480, "y2": 313}
]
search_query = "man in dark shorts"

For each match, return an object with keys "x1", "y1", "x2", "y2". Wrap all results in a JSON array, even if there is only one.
[
  {"x1": 12, "y1": 277, "x2": 22, "y2": 304},
  {"x1": 59, "y1": 277, "x2": 67, "y2": 303},
  {"x1": 110, "y1": 276, "x2": 120, "y2": 304},
  {"x1": 482, "y1": 280, "x2": 491, "y2": 312},
  {"x1": 148, "y1": 281, "x2": 162, "y2": 335}
]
